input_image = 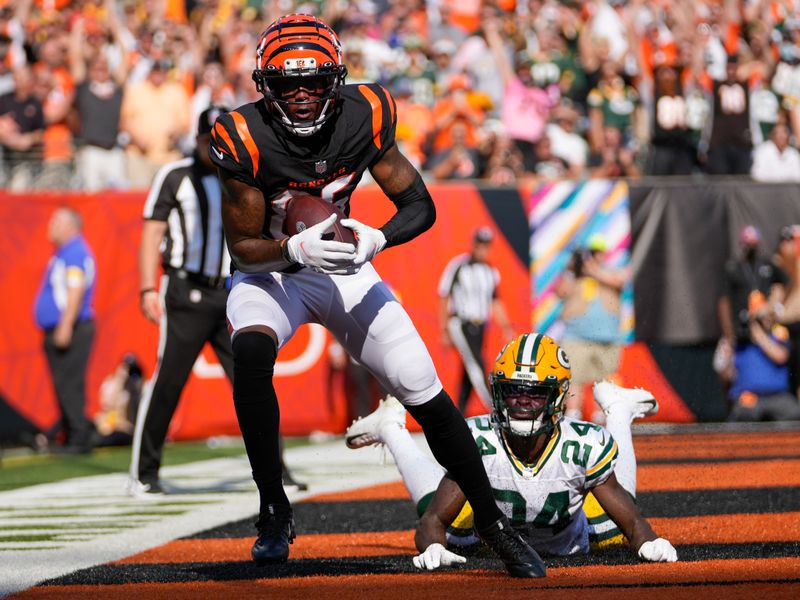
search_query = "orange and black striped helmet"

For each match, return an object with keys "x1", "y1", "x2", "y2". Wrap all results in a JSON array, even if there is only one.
[{"x1": 252, "y1": 14, "x2": 347, "y2": 136}]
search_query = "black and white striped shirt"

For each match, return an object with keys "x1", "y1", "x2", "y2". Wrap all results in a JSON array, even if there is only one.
[
  {"x1": 438, "y1": 254, "x2": 500, "y2": 324},
  {"x1": 143, "y1": 158, "x2": 231, "y2": 278}
]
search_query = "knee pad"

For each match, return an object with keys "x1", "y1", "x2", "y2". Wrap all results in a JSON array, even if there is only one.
[
  {"x1": 232, "y1": 331, "x2": 277, "y2": 370},
  {"x1": 381, "y1": 342, "x2": 441, "y2": 405}
]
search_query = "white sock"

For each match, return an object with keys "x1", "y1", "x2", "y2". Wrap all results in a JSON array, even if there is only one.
[
  {"x1": 381, "y1": 423, "x2": 445, "y2": 506},
  {"x1": 604, "y1": 408, "x2": 636, "y2": 497}
]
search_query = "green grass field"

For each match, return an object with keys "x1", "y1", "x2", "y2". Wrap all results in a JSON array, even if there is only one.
[{"x1": 0, "y1": 437, "x2": 310, "y2": 492}]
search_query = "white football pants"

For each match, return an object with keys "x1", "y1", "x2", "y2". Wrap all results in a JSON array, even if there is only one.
[{"x1": 227, "y1": 263, "x2": 442, "y2": 406}]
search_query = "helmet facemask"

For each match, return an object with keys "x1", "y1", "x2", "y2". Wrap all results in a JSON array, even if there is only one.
[
  {"x1": 252, "y1": 15, "x2": 348, "y2": 137},
  {"x1": 253, "y1": 64, "x2": 347, "y2": 136},
  {"x1": 491, "y1": 378, "x2": 568, "y2": 441},
  {"x1": 488, "y1": 333, "x2": 572, "y2": 451}
]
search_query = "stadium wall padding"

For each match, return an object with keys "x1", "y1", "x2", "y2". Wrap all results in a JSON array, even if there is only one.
[
  {"x1": 630, "y1": 179, "x2": 800, "y2": 344},
  {"x1": 2, "y1": 181, "x2": 798, "y2": 438},
  {"x1": 0, "y1": 185, "x2": 530, "y2": 438}
]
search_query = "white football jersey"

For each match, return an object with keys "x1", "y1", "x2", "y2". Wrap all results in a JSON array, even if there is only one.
[{"x1": 448, "y1": 415, "x2": 619, "y2": 556}]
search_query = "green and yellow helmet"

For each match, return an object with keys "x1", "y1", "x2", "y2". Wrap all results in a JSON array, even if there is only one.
[{"x1": 488, "y1": 333, "x2": 571, "y2": 438}]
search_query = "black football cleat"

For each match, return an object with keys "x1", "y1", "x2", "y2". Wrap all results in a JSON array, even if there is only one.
[
  {"x1": 479, "y1": 516, "x2": 547, "y2": 578},
  {"x1": 252, "y1": 503, "x2": 296, "y2": 565}
]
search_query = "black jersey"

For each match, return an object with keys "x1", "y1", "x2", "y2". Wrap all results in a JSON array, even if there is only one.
[
  {"x1": 710, "y1": 79, "x2": 751, "y2": 148},
  {"x1": 209, "y1": 83, "x2": 397, "y2": 240},
  {"x1": 652, "y1": 91, "x2": 690, "y2": 147}
]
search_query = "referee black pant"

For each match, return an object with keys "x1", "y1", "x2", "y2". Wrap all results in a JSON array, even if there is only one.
[
  {"x1": 130, "y1": 274, "x2": 233, "y2": 484},
  {"x1": 43, "y1": 319, "x2": 95, "y2": 448},
  {"x1": 447, "y1": 318, "x2": 486, "y2": 413}
]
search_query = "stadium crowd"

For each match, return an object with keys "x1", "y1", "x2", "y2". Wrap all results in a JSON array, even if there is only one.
[{"x1": 3, "y1": 0, "x2": 800, "y2": 191}]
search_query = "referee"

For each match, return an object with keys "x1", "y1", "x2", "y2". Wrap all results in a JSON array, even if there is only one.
[
  {"x1": 438, "y1": 227, "x2": 514, "y2": 413},
  {"x1": 128, "y1": 106, "x2": 232, "y2": 496},
  {"x1": 128, "y1": 106, "x2": 304, "y2": 496}
]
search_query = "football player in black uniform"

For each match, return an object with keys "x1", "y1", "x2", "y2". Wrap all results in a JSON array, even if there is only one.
[{"x1": 209, "y1": 14, "x2": 544, "y2": 578}]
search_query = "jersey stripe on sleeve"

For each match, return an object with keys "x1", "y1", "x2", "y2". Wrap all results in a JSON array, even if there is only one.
[
  {"x1": 357, "y1": 84, "x2": 384, "y2": 150},
  {"x1": 230, "y1": 111, "x2": 261, "y2": 178},
  {"x1": 378, "y1": 84, "x2": 396, "y2": 124},
  {"x1": 212, "y1": 122, "x2": 239, "y2": 162},
  {"x1": 585, "y1": 439, "x2": 618, "y2": 482}
]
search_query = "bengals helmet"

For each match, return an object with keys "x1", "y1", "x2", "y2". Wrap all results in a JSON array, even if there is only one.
[
  {"x1": 252, "y1": 14, "x2": 347, "y2": 136},
  {"x1": 489, "y1": 333, "x2": 571, "y2": 439}
]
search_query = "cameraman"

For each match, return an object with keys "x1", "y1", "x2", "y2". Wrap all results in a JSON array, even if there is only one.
[
  {"x1": 556, "y1": 234, "x2": 628, "y2": 422},
  {"x1": 718, "y1": 226, "x2": 787, "y2": 349},
  {"x1": 727, "y1": 304, "x2": 800, "y2": 422}
]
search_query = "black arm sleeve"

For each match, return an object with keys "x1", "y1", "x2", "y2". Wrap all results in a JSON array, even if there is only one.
[{"x1": 379, "y1": 172, "x2": 436, "y2": 249}]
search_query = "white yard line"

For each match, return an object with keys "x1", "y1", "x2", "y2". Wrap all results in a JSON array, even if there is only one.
[{"x1": 0, "y1": 438, "x2": 413, "y2": 598}]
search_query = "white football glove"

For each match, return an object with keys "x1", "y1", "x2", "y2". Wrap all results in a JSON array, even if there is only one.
[
  {"x1": 340, "y1": 218, "x2": 387, "y2": 268},
  {"x1": 638, "y1": 537, "x2": 678, "y2": 562},
  {"x1": 285, "y1": 214, "x2": 357, "y2": 273},
  {"x1": 412, "y1": 543, "x2": 467, "y2": 571}
]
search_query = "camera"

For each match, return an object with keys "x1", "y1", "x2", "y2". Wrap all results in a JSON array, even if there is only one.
[{"x1": 570, "y1": 248, "x2": 590, "y2": 277}]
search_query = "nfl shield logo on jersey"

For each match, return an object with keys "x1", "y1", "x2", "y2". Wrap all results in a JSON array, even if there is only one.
[{"x1": 315, "y1": 160, "x2": 327, "y2": 174}]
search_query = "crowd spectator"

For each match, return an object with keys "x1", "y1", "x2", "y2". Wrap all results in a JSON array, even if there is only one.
[
  {"x1": 588, "y1": 126, "x2": 640, "y2": 178},
  {"x1": 556, "y1": 234, "x2": 627, "y2": 423},
  {"x1": 718, "y1": 226, "x2": 788, "y2": 376},
  {"x1": 751, "y1": 123, "x2": 800, "y2": 182},
  {"x1": 587, "y1": 60, "x2": 640, "y2": 152},
  {"x1": 646, "y1": 64, "x2": 695, "y2": 176},
  {"x1": 2, "y1": 0, "x2": 800, "y2": 189},
  {"x1": 726, "y1": 304, "x2": 800, "y2": 422},
  {"x1": 772, "y1": 225, "x2": 800, "y2": 398},
  {"x1": 70, "y1": 30, "x2": 128, "y2": 191},
  {"x1": 120, "y1": 58, "x2": 190, "y2": 188},
  {"x1": 0, "y1": 66, "x2": 44, "y2": 190},
  {"x1": 705, "y1": 55, "x2": 753, "y2": 175},
  {"x1": 484, "y1": 12, "x2": 553, "y2": 173}
]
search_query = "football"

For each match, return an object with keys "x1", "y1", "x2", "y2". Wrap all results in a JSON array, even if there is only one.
[{"x1": 283, "y1": 194, "x2": 357, "y2": 245}]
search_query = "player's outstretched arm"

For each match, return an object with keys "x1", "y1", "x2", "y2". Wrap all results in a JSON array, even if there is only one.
[
  {"x1": 413, "y1": 475, "x2": 468, "y2": 570},
  {"x1": 369, "y1": 143, "x2": 436, "y2": 249},
  {"x1": 591, "y1": 473, "x2": 678, "y2": 562}
]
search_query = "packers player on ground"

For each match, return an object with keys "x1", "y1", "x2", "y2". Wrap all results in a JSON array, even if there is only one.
[{"x1": 346, "y1": 333, "x2": 677, "y2": 570}]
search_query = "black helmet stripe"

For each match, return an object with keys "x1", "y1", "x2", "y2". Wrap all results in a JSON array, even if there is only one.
[
  {"x1": 265, "y1": 42, "x2": 337, "y2": 64},
  {"x1": 266, "y1": 20, "x2": 337, "y2": 36}
]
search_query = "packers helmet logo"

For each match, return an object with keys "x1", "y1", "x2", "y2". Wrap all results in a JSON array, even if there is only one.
[{"x1": 557, "y1": 347, "x2": 570, "y2": 369}]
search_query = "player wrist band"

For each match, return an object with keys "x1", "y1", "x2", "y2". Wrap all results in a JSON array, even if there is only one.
[
  {"x1": 139, "y1": 288, "x2": 156, "y2": 297},
  {"x1": 280, "y1": 238, "x2": 293, "y2": 263}
]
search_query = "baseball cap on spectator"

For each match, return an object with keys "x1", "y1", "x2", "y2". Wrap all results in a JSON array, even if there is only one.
[
  {"x1": 739, "y1": 225, "x2": 761, "y2": 248},
  {"x1": 433, "y1": 39, "x2": 457, "y2": 56},
  {"x1": 197, "y1": 105, "x2": 228, "y2": 136},
  {"x1": 474, "y1": 226, "x2": 494, "y2": 244},
  {"x1": 587, "y1": 233, "x2": 608, "y2": 253}
]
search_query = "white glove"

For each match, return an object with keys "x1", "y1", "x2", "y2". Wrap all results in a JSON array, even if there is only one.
[
  {"x1": 340, "y1": 218, "x2": 386, "y2": 268},
  {"x1": 412, "y1": 543, "x2": 466, "y2": 571},
  {"x1": 638, "y1": 537, "x2": 678, "y2": 562},
  {"x1": 285, "y1": 214, "x2": 357, "y2": 273}
]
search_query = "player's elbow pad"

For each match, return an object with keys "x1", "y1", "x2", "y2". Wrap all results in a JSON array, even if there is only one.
[{"x1": 380, "y1": 172, "x2": 435, "y2": 248}]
